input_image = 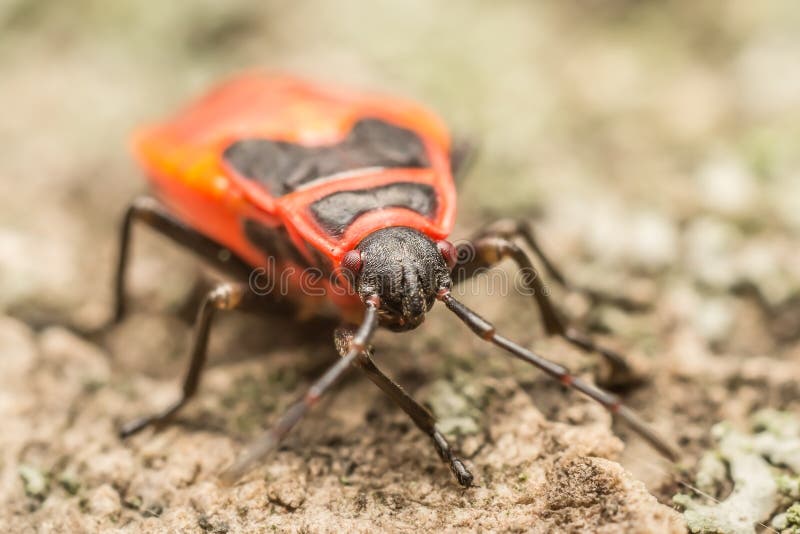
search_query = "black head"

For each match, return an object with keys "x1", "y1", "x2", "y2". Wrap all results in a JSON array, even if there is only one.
[{"x1": 345, "y1": 226, "x2": 455, "y2": 331}]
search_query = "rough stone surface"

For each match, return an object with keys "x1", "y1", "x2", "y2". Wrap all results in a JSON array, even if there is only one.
[{"x1": 2, "y1": 1, "x2": 800, "y2": 532}]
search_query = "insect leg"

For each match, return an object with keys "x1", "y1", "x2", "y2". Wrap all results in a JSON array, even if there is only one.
[
  {"x1": 119, "y1": 282, "x2": 253, "y2": 438},
  {"x1": 221, "y1": 299, "x2": 381, "y2": 483},
  {"x1": 110, "y1": 195, "x2": 252, "y2": 325},
  {"x1": 453, "y1": 233, "x2": 636, "y2": 385},
  {"x1": 468, "y1": 219, "x2": 646, "y2": 311},
  {"x1": 438, "y1": 290, "x2": 678, "y2": 461},
  {"x1": 334, "y1": 325, "x2": 474, "y2": 487}
]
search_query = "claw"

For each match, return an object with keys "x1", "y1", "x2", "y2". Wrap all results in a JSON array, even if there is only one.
[{"x1": 451, "y1": 458, "x2": 474, "y2": 488}]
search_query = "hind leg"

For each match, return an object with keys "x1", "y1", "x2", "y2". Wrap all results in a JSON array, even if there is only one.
[{"x1": 109, "y1": 195, "x2": 252, "y2": 326}]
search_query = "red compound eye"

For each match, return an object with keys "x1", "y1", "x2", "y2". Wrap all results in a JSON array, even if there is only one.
[
  {"x1": 341, "y1": 249, "x2": 363, "y2": 274},
  {"x1": 437, "y1": 240, "x2": 457, "y2": 270}
]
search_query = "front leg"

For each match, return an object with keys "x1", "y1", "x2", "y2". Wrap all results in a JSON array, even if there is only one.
[{"x1": 334, "y1": 325, "x2": 474, "y2": 487}]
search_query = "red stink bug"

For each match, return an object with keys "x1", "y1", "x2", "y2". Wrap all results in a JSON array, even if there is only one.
[{"x1": 109, "y1": 72, "x2": 677, "y2": 487}]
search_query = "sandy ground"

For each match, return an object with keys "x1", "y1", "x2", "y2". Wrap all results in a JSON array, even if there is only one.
[{"x1": 1, "y1": 1, "x2": 800, "y2": 532}]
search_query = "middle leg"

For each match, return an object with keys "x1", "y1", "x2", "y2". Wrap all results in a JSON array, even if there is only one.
[
  {"x1": 453, "y1": 231, "x2": 637, "y2": 385},
  {"x1": 469, "y1": 218, "x2": 646, "y2": 311},
  {"x1": 119, "y1": 282, "x2": 259, "y2": 438},
  {"x1": 334, "y1": 325, "x2": 474, "y2": 487}
]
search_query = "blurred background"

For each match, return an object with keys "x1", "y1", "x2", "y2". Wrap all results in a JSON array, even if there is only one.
[
  {"x1": 2, "y1": 1, "x2": 800, "y2": 320},
  {"x1": 1, "y1": 1, "x2": 799, "y2": 531}
]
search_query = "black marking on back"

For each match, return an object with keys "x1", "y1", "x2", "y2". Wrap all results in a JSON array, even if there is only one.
[
  {"x1": 242, "y1": 219, "x2": 312, "y2": 268},
  {"x1": 223, "y1": 119, "x2": 429, "y2": 197},
  {"x1": 310, "y1": 182, "x2": 437, "y2": 237}
]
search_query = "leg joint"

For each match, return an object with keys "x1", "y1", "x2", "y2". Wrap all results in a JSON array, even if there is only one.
[
  {"x1": 474, "y1": 236, "x2": 533, "y2": 273},
  {"x1": 207, "y1": 284, "x2": 245, "y2": 310}
]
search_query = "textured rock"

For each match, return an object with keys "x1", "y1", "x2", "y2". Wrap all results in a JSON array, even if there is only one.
[{"x1": 3, "y1": 1, "x2": 800, "y2": 532}]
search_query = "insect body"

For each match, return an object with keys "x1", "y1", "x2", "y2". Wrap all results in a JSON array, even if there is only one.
[
  {"x1": 131, "y1": 75, "x2": 456, "y2": 325},
  {"x1": 113, "y1": 72, "x2": 676, "y2": 487}
]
